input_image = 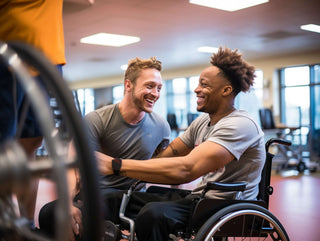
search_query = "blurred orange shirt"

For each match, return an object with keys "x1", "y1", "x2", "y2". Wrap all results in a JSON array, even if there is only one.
[{"x1": 0, "y1": 0, "x2": 66, "y2": 65}]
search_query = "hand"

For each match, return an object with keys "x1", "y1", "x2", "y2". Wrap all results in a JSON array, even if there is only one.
[
  {"x1": 95, "y1": 151, "x2": 113, "y2": 175},
  {"x1": 69, "y1": 202, "x2": 82, "y2": 241}
]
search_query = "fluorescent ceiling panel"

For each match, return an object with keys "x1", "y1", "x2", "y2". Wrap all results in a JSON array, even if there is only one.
[
  {"x1": 80, "y1": 33, "x2": 140, "y2": 47},
  {"x1": 300, "y1": 24, "x2": 320, "y2": 34},
  {"x1": 198, "y1": 46, "x2": 219, "y2": 53},
  {"x1": 190, "y1": 0, "x2": 269, "y2": 12}
]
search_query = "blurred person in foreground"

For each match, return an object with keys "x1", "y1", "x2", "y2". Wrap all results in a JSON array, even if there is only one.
[{"x1": 0, "y1": 0, "x2": 66, "y2": 228}]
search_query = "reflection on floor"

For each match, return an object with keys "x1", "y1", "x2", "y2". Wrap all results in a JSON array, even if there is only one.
[
  {"x1": 269, "y1": 170, "x2": 320, "y2": 241},
  {"x1": 34, "y1": 170, "x2": 320, "y2": 241}
]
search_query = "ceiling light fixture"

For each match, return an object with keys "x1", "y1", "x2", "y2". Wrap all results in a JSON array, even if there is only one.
[
  {"x1": 198, "y1": 46, "x2": 219, "y2": 53},
  {"x1": 80, "y1": 33, "x2": 141, "y2": 47},
  {"x1": 120, "y1": 64, "x2": 128, "y2": 71},
  {"x1": 300, "y1": 24, "x2": 320, "y2": 34},
  {"x1": 190, "y1": 0, "x2": 269, "y2": 12}
]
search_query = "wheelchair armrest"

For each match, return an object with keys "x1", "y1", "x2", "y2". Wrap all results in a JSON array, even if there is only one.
[
  {"x1": 128, "y1": 180, "x2": 146, "y2": 192},
  {"x1": 265, "y1": 138, "x2": 291, "y2": 152},
  {"x1": 192, "y1": 181, "x2": 247, "y2": 192}
]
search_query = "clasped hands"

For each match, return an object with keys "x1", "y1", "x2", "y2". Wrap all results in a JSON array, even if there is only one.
[{"x1": 68, "y1": 151, "x2": 112, "y2": 240}]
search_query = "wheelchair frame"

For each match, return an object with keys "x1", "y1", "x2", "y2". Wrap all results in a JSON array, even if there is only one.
[
  {"x1": 0, "y1": 41, "x2": 102, "y2": 241},
  {"x1": 105, "y1": 138, "x2": 291, "y2": 241}
]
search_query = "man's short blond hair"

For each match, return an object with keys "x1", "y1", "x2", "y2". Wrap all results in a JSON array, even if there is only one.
[{"x1": 124, "y1": 57, "x2": 162, "y2": 84}]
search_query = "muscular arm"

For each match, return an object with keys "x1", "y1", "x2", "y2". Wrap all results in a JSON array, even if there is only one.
[
  {"x1": 96, "y1": 140, "x2": 235, "y2": 185},
  {"x1": 156, "y1": 137, "x2": 192, "y2": 158}
]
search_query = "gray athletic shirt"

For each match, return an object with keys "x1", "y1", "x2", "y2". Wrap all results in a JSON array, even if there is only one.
[
  {"x1": 179, "y1": 110, "x2": 265, "y2": 200},
  {"x1": 84, "y1": 103, "x2": 171, "y2": 190}
]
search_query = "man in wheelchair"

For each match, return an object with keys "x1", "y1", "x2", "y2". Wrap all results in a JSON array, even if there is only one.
[{"x1": 96, "y1": 46, "x2": 266, "y2": 241}]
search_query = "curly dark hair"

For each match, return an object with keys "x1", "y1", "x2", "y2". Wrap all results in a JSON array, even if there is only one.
[
  {"x1": 124, "y1": 57, "x2": 162, "y2": 84},
  {"x1": 210, "y1": 47, "x2": 255, "y2": 95}
]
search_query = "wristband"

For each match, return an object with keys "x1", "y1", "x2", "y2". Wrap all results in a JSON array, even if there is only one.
[{"x1": 112, "y1": 158, "x2": 122, "y2": 175}]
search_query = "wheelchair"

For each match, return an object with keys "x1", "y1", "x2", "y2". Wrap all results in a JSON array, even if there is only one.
[
  {"x1": 0, "y1": 42, "x2": 102, "y2": 241},
  {"x1": 103, "y1": 138, "x2": 292, "y2": 241},
  {"x1": 259, "y1": 108, "x2": 307, "y2": 173}
]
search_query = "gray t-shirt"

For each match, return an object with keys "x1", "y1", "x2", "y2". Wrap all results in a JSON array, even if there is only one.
[
  {"x1": 84, "y1": 103, "x2": 171, "y2": 190},
  {"x1": 179, "y1": 110, "x2": 265, "y2": 200}
]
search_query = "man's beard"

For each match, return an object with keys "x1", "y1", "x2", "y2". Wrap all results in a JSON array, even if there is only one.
[{"x1": 131, "y1": 89, "x2": 153, "y2": 113}]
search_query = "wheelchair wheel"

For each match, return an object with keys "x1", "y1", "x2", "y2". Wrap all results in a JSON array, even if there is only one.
[
  {"x1": 0, "y1": 42, "x2": 102, "y2": 241},
  {"x1": 296, "y1": 161, "x2": 306, "y2": 173},
  {"x1": 194, "y1": 203, "x2": 289, "y2": 241}
]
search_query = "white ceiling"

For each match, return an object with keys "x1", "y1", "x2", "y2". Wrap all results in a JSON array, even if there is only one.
[{"x1": 62, "y1": 0, "x2": 320, "y2": 83}]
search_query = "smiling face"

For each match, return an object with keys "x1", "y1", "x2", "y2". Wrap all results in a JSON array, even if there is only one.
[
  {"x1": 130, "y1": 68, "x2": 163, "y2": 113},
  {"x1": 195, "y1": 66, "x2": 232, "y2": 114}
]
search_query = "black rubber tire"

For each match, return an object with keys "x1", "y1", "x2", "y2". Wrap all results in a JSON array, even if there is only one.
[
  {"x1": 297, "y1": 161, "x2": 306, "y2": 173},
  {"x1": 6, "y1": 41, "x2": 102, "y2": 241},
  {"x1": 194, "y1": 203, "x2": 290, "y2": 241}
]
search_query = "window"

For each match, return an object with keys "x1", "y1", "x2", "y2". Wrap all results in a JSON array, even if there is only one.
[
  {"x1": 235, "y1": 69, "x2": 264, "y2": 124},
  {"x1": 112, "y1": 85, "x2": 124, "y2": 104},
  {"x1": 189, "y1": 76, "x2": 200, "y2": 114},
  {"x1": 166, "y1": 77, "x2": 200, "y2": 129},
  {"x1": 76, "y1": 88, "x2": 94, "y2": 116},
  {"x1": 281, "y1": 66, "x2": 310, "y2": 136},
  {"x1": 280, "y1": 65, "x2": 320, "y2": 151},
  {"x1": 313, "y1": 65, "x2": 320, "y2": 130}
]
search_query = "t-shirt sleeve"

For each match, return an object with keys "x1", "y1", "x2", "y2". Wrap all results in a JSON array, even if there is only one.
[
  {"x1": 178, "y1": 115, "x2": 203, "y2": 148},
  {"x1": 83, "y1": 111, "x2": 103, "y2": 152},
  {"x1": 207, "y1": 116, "x2": 262, "y2": 160}
]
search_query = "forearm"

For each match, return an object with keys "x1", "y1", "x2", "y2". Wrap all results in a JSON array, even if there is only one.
[
  {"x1": 67, "y1": 142, "x2": 79, "y2": 204},
  {"x1": 96, "y1": 150, "x2": 194, "y2": 184},
  {"x1": 119, "y1": 157, "x2": 197, "y2": 184},
  {"x1": 118, "y1": 141, "x2": 233, "y2": 184},
  {"x1": 96, "y1": 141, "x2": 233, "y2": 185},
  {"x1": 67, "y1": 168, "x2": 79, "y2": 204}
]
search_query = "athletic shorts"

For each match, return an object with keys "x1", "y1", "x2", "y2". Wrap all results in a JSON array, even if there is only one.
[{"x1": 0, "y1": 62, "x2": 62, "y2": 143}]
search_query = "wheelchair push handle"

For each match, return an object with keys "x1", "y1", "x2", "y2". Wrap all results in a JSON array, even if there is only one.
[{"x1": 265, "y1": 138, "x2": 291, "y2": 152}]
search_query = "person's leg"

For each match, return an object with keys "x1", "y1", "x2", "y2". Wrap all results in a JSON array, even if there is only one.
[
  {"x1": 101, "y1": 189, "x2": 127, "y2": 223},
  {"x1": 15, "y1": 64, "x2": 63, "y2": 227},
  {"x1": 0, "y1": 64, "x2": 41, "y2": 227},
  {"x1": 17, "y1": 137, "x2": 43, "y2": 226},
  {"x1": 16, "y1": 78, "x2": 43, "y2": 226},
  {"x1": 102, "y1": 188, "x2": 187, "y2": 228},
  {"x1": 38, "y1": 200, "x2": 57, "y2": 238},
  {"x1": 0, "y1": 63, "x2": 19, "y2": 142},
  {"x1": 135, "y1": 198, "x2": 194, "y2": 241},
  {"x1": 38, "y1": 195, "x2": 83, "y2": 239}
]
